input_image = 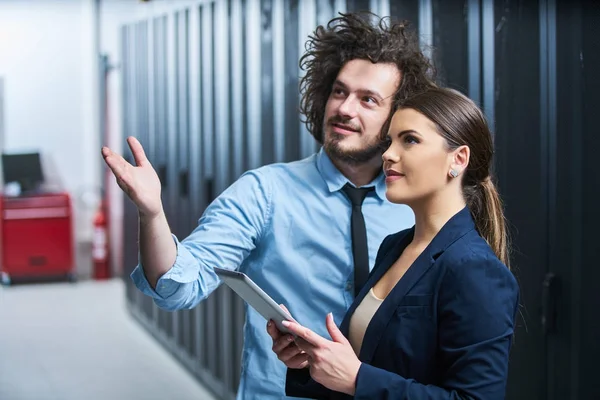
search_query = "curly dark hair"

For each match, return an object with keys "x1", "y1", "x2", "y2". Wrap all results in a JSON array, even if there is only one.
[{"x1": 299, "y1": 12, "x2": 436, "y2": 144}]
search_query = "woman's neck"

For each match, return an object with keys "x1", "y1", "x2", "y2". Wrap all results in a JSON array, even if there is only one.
[{"x1": 410, "y1": 191, "x2": 467, "y2": 248}]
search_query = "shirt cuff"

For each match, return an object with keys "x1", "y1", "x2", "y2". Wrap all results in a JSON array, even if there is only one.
[{"x1": 130, "y1": 234, "x2": 200, "y2": 300}]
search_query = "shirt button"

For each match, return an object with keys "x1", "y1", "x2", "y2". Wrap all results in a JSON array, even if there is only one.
[{"x1": 346, "y1": 281, "x2": 353, "y2": 291}]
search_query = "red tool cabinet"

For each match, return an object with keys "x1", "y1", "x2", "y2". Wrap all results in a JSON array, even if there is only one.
[{"x1": 0, "y1": 192, "x2": 75, "y2": 284}]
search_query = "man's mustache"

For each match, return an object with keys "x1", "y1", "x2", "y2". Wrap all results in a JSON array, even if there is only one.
[{"x1": 327, "y1": 115, "x2": 361, "y2": 133}]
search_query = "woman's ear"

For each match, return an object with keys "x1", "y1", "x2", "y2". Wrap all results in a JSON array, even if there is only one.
[{"x1": 449, "y1": 145, "x2": 470, "y2": 176}]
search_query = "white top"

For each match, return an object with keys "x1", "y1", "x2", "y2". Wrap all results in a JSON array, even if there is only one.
[{"x1": 349, "y1": 288, "x2": 384, "y2": 356}]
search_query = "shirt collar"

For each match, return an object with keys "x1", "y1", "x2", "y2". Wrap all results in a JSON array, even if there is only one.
[{"x1": 315, "y1": 147, "x2": 387, "y2": 201}]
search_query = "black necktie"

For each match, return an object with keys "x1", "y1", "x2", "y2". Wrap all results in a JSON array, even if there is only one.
[{"x1": 341, "y1": 183, "x2": 375, "y2": 297}]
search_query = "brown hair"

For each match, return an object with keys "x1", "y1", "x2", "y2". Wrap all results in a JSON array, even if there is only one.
[
  {"x1": 398, "y1": 88, "x2": 510, "y2": 267},
  {"x1": 299, "y1": 12, "x2": 436, "y2": 144}
]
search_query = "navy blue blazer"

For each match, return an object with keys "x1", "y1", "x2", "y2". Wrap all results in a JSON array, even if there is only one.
[{"x1": 286, "y1": 207, "x2": 520, "y2": 399}]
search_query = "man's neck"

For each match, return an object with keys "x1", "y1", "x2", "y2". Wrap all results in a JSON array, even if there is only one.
[{"x1": 330, "y1": 155, "x2": 383, "y2": 187}]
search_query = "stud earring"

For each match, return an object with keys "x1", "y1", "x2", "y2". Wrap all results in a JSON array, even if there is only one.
[{"x1": 449, "y1": 169, "x2": 459, "y2": 178}]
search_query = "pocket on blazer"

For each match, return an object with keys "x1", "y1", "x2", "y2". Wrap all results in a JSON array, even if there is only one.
[{"x1": 396, "y1": 294, "x2": 433, "y2": 318}]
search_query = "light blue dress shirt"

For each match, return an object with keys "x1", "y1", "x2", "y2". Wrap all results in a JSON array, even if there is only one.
[{"x1": 131, "y1": 148, "x2": 415, "y2": 399}]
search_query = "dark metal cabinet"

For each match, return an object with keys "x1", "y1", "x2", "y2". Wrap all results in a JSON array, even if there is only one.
[{"x1": 118, "y1": 1, "x2": 599, "y2": 399}]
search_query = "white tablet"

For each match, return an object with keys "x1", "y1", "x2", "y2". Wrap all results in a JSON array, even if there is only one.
[{"x1": 214, "y1": 267, "x2": 297, "y2": 334}]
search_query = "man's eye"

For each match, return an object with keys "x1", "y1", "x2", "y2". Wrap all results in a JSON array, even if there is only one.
[{"x1": 363, "y1": 96, "x2": 376, "y2": 104}]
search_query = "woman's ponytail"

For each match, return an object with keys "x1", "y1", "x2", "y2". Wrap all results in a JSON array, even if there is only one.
[{"x1": 466, "y1": 176, "x2": 510, "y2": 268}]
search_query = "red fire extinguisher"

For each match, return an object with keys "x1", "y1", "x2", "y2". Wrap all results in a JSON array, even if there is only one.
[{"x1": 92, "y1": 200, "x2": 110, "y2": 280}]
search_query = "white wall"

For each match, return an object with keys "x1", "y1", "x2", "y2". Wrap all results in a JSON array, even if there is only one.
[
  {"x1": 0, "y1": 0, "x2": 100, "y2": 277},
  {"x1": 0, "y1": 0, "x2": 207, "y2": 278},
  {"x1": 0, "y1": 77, "x2": 4, "y2": 150}
]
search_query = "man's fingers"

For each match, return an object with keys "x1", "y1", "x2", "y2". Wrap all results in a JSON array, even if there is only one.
[
  {"x1": 101, "y1": 146, "x2": 112, "y2": 158},
  {"x1": 127, "y1": 136, "x2": 149, "y2": 167},
  {"x1": 103, "y1": 152, "x2": 130, "y2": 181}
]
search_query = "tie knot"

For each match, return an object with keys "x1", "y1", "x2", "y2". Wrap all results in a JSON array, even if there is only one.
[{"x1": 342, "y1": 183, "x2": 374, "y2": 207}]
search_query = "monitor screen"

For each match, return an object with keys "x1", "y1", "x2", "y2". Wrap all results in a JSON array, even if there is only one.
[{"x1": 2, "y1": 152, "x2": 45, "y2": 192}]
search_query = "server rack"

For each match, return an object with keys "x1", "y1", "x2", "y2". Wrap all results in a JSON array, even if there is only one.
[{"x1": 119, "y1": 1, "x2": 600, "y2": 399}]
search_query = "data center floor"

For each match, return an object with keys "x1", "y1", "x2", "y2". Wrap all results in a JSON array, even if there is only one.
[{"x1": 0, "y1": 279, "x2": 216, "y2": 400}]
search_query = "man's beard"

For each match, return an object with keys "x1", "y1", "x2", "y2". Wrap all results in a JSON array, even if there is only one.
[{"x1": 324, "y1": 130, "x2": 386, "y2": 166}]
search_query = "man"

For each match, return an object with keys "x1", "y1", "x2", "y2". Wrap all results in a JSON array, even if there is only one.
[{"x1": 102, "y1": 12, "x2": 434, "y2": 400}]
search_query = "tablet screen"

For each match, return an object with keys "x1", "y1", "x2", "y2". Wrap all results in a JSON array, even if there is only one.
[{"x1": 214, "y1": 267, "x2": 297, "y2": 333}]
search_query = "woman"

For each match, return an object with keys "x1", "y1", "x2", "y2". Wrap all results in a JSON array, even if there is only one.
[{"x1": 268, "y1": 87, "x2": 520, "y2": 399}]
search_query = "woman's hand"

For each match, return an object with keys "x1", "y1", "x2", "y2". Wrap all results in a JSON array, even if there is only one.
[
  {"x1": 282, "y1": 313, "x2": 361, "y2": 396},
  {"x1": 267, "y1": 305, "x2": 309, "y2": 369}
]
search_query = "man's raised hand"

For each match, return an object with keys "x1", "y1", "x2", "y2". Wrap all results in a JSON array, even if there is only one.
[{"x1": 101, "y1": 136, "x2": 163, "y2": 218}]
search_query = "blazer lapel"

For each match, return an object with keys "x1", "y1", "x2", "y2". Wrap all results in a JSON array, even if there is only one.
[
  {"x1": 358, "y1": 242, "x2": 437, "y2": 363},
  {"x1": 344, "y1": 207, "x2": 477, "y2": 364},
  {"x1": 340, "y1": 229, "x2": 413, "y2": 335}
]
